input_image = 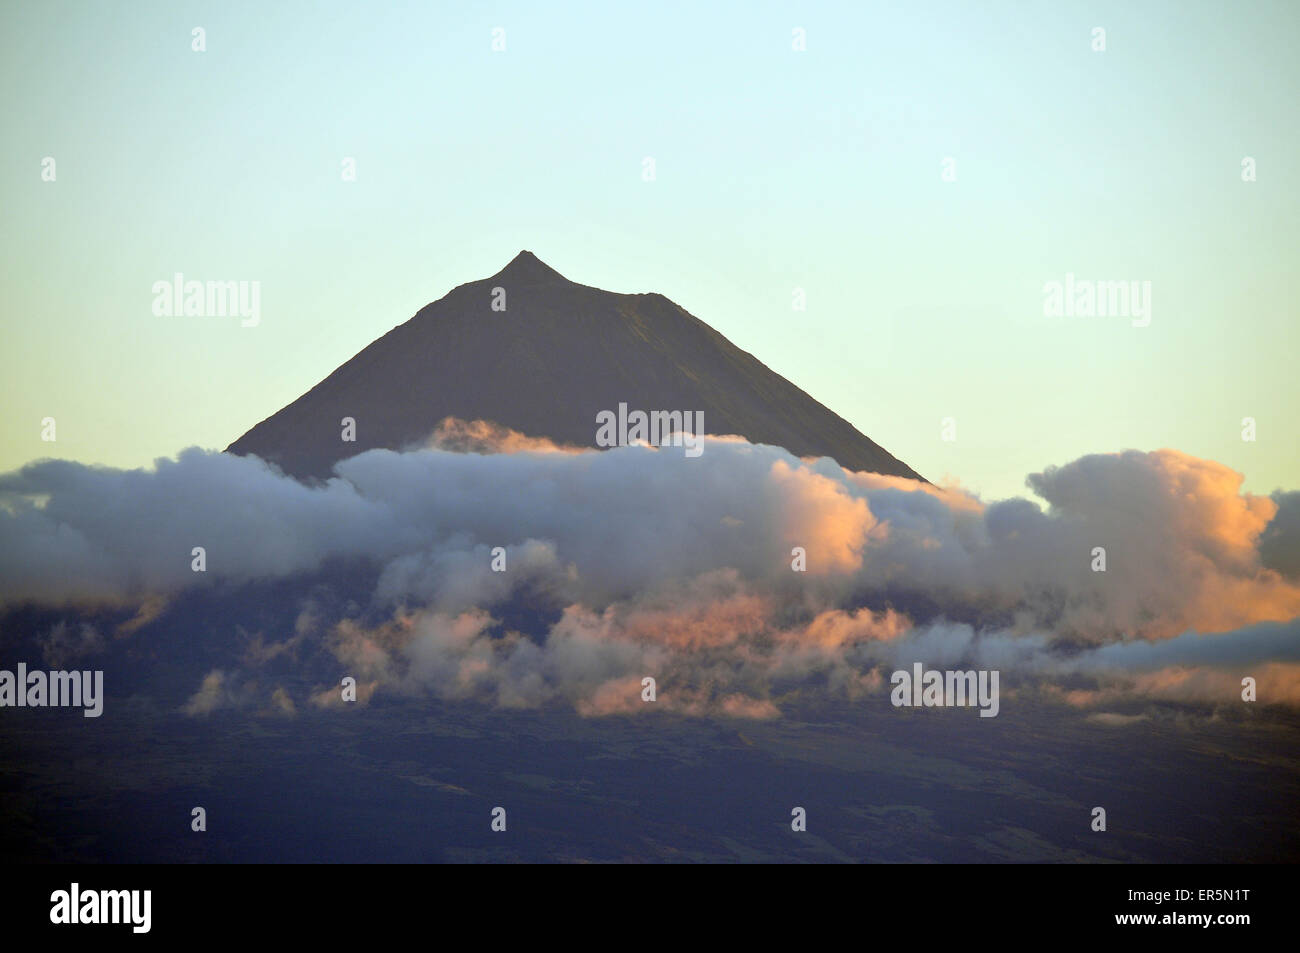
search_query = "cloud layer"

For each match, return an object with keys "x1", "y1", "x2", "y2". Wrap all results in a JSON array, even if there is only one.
[{"x1": 2, "y1": 427, "x2": 1297, "y2": 717}]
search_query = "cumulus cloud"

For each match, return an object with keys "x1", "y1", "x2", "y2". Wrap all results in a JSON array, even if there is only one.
[{"x1": 2, "y1": 427, "x2": 1299, "y2": 717}]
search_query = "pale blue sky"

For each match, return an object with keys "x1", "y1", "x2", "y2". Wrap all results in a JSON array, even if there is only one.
[{"x1": 2, "y1": 0, "x2": 1296, "y2": 500}]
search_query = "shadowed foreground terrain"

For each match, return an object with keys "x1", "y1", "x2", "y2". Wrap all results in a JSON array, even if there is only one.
[{"x1": 3, "y1": 696, "x2": 1296, "y2": 863}]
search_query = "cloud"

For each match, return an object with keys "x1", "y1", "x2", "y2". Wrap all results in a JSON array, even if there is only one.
[
  {"x1": 264, "y1": 686, "x2": 296, "y2": 717},
  {"x1": 180, "y1": 670, "x2": 234, "y2": 716},
  {"x1": 1078, "y1": 619, "x2": 1300, "y2": 671},
  {"x1": 420, "y1": 417, "x2": 582, "y2": 455},
  {"x1": 3, "y1": 428, "x2": 1299, "y2": 717},
  {"x1": 1261, "y1": 491, "x2": 1300, "y2": 580},
  {"x1": 1020, "y1": 449, "x2": 1300, "y2": 639}
]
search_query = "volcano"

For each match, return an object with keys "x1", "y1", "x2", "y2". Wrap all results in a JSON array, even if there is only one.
[{"x1": 226, "y1": 251, "x2": 923, "y2": 481}]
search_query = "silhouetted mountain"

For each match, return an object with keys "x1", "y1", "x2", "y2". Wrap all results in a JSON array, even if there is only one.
[{"x1": 227, "y1": 251, "x2": 923, "y2": 481}]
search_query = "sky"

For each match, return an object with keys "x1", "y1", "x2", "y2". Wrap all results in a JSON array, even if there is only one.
[{"x1": 1, "y1": 0, "x2": 1296, "y2": 501}]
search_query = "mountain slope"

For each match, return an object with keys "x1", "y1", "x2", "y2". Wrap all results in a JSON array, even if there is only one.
[{"x1": 226, "y1": 251, "x2": 924, "y2": 481}]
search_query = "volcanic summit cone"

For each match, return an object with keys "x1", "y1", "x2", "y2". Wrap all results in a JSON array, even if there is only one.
[{"x1": 226, "y1": 251, "x2": 924, "y2": 482}]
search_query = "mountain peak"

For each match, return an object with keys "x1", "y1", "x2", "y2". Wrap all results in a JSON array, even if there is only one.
[
  {"x1": 227, "y1": 256, "x2": 925, "y2": 483},
  {"x1": 493, "y1": 250, "x2": 566, "y2": 285}
]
